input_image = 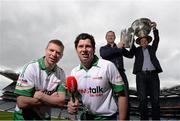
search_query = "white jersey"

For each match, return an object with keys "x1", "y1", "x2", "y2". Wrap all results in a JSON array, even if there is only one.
[
  {"x1": 14, "y1": 57, "x2": 66, "y2": 120},
  {"x1": 71, "y1": 56, "x2": 124, "y2": 116}
]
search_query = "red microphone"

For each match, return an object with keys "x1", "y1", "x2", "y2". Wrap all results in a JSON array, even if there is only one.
[{"x1": 66, "y1": 76, "x2": 78, "y2": 103}]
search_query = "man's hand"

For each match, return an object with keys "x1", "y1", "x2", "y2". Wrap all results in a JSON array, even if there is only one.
[
  {"x1": 51, "y1": 92, "x2": 59, "y2": 97},
  {"x1": 67, "y1": 97, "x2": 79, "y2": 114},
  {"x1": 118, "y1": 41, "x2": 125, "y2": 48},
  {"x1": 151, "y1": 21, "x2": 157, "y2": 30},
  {"x1": 33, "y1": 90, "x2": 44, "y2": 100}
]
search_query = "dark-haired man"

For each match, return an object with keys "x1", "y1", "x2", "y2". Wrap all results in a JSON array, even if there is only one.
[{"x1": 67, "y1": 33, "x2": 127, "y2": 120}]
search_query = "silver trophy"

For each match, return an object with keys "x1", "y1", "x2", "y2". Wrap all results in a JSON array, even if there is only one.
[
  {"x1": 131, "y1": 18, "x2": 152, "y2": 38},
  {"x1": 120, "y1": 27, "x2": 134, "y2": 48},
  {"x1": 120, "y1": 18, "x2": 154, "y2": 47}
]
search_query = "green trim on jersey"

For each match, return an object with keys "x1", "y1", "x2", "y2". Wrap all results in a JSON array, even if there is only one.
[
  {"x1": 14, "y1": 87, "x2": 34, "y2": 97},
  {"x1": 58, "y1": 84, "x2": 66, "y2": 92},
  {"x1": 112, "y1": 84, "x2": 125, "y2": 92},
  {"x1": 13, "y1": 109, "x2": 24, "y2": 120},
  {"x1": 38, "y1": 57, "x2": 57, "y2": 75},
  {"x1": 38, "y1": 57, "x2": 46, "y2": 70},
  {"x1": 80, "y1": 55, "x2": 100, "y2": 71}
]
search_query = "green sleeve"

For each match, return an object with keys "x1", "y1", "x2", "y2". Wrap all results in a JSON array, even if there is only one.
[{"x1": 111, "y1": 84, "x2": 125, "y2": 92}]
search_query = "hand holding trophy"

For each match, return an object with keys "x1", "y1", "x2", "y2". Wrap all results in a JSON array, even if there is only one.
[
  {"x1": 120, "y1": 18, "x2": 156, "y2": 48},
  {"x1": 120, "y1": 29, "x2": 126, "y2": 48},
  {"x1": 118, "y1": 40, "x2": 125, "y2": 48},
  {"x1": 151, "y1": 21, "x2": 157, "y2": 30}
]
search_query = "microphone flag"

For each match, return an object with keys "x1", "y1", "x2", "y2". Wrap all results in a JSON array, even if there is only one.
[{"x1": 66, "y1": 76, "x2": 77, "y2": 102}]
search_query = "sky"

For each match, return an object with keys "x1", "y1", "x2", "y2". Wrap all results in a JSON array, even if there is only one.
[{"x1": 0, "y1": 0, "x2": 180, "y2": 94}]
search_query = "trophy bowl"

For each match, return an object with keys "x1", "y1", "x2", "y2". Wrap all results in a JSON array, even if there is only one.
[{"x1": 131, "y1": 18, "x2": 152, "y2": 37}]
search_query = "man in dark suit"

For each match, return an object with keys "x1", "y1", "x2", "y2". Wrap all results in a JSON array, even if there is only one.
[{"x1": 130, "y1": 22, "x2": 162, "y2": 120}]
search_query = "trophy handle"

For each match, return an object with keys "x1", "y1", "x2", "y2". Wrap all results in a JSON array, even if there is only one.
[{"x1": 120, "y1": 29, "x2": 126, "y2": 42}]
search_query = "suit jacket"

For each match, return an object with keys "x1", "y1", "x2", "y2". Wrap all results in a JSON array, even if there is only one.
[
  {"x1": 130, "y1": 29, "x2": 163, "y2": 74},
  {"x1": 100, "y1": 43, "x2": 133, "y2": 72}
]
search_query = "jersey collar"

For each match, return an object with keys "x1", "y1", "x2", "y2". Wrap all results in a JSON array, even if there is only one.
[
  {"x1": 79, "y1": 55, "x2": 99, "y2": 71},
  {"x1": 38, "y1": 57, "x2": 57, "y2": 75}
]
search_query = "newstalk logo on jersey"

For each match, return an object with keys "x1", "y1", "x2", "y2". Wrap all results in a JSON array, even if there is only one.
[
  {"x1": 17, "y1": 78, "x2": 28, "y2": 84},
  {"x1": 78, "y1": 86, "x2": 104, "y2": 97}
]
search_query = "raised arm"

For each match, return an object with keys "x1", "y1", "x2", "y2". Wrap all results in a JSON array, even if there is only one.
[
  {"x1": 151, "y1": 22, "x2": 160, "y2": 51},
  {"x1": 152, "y1": 29, "x2": 159, "y2": 51}
]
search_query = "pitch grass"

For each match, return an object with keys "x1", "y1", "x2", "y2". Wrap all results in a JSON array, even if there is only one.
[
  {"x1": 0, "y1": 111, "x2": 70, "y2": 120},
  {"x1": 0, "y1": 111, "x2": 13, "y2": 120}
]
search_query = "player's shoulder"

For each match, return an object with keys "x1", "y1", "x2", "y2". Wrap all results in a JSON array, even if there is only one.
[
  {"x1": 19, "y1": 59, "x2": 39, "y2": 76},
  {"x1": 56, "y1": 66, "x2": 65, "y2": 74},
  {"x1": 98, "y1": 58, "x2": 114, "y2": 66},
  {"x1": 71, "y1": 65, "x2": 80, "y2": 72},
  {"x1": 23, "y1": 59, "x2": 38, "y2": 70}
]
